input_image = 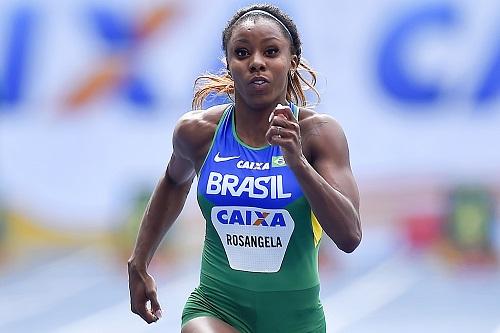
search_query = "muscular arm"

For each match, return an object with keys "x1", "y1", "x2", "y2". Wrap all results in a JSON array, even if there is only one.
[
  {"x1": 268, "y1": 108, "x2": 361, "y2": 253},
  {"x1": 128, "y1": 113, "x2": 201, "y2": 270},
  {"x1": 296, "y1": 115, "x2": 361, "y2": 252},
  {"x1": 127, "y1": 153, "x2": 194, "y2": 271},
  {"x1": 127, "y1": 110, "x2": 217, "y2": 323}
]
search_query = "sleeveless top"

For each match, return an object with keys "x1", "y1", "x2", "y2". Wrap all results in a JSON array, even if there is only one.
[{"x1": 196, "y1": 103, "x2": 323, "y2": 292}]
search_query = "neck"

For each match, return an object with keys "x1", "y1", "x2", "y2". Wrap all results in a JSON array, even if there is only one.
[{"x1": 233, "y1": 96, "x2": 289, "y2": 147}]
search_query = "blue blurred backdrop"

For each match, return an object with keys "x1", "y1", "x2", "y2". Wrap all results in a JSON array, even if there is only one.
[{"x1": 1, "y1": 0, "x2": 499, "y2": 332}]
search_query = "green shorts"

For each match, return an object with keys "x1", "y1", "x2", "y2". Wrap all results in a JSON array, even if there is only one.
[{"x1": 182, "y1": 275, "x2": 326, "y2": 333}]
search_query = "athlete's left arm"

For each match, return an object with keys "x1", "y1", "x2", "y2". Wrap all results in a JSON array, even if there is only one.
[
  {"x1": 302, "y1": 115, "x2": 361, "y2": 252},
  {"x1": 268, "y1": 108, "x2": 361, "y2": 253}
]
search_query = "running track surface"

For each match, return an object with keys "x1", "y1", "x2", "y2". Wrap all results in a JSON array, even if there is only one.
[{"x1": 1, "y1": 227, "x2": 499, "y2": 333}]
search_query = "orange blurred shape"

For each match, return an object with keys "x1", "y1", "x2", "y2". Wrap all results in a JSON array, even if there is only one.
[
  {"x1": 137, "y1": 6, "x2": 178, "y2": 39},
  {"x1": 64, "y1": 57, "x2": 124, "y2": 109},
  {"x1": 63, "y1": 5, "x2": 178, "y2": 110}
]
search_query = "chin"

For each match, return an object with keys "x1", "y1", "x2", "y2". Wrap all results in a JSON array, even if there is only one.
[
  {"x1": 248, "y1": 97, "x2": 277, "y2": 109},
  {"x1": 245, "y1": 93, "x2": 282, "y2": 108}
]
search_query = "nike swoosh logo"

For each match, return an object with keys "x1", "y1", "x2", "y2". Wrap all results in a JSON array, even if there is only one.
[{"x1": 214, "y1": 152, "x2": 240, "y2": 162}]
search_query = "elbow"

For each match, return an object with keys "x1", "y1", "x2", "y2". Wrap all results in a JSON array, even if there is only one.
[{"x1": 337, "y1": 230, "x2": 362, "y2": 253}]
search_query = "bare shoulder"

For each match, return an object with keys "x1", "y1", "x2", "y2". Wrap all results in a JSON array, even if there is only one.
[
  {"x1": 173, "y1": 104, "x2": 229, "y2": 163},
  {"x1": 298, "y1": 107, "x2": 349, "y2": 164},
  {"x1": 298, "y1": 107, "x2": 346, "y2": 142}
]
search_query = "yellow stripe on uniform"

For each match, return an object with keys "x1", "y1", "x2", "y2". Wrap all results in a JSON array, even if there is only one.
[{"x1": 311, "y1": 212, "x2": 323, "y2": 247}]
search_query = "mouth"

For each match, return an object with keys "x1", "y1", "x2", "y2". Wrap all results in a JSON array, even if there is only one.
[{"x1": 249, "y1": 76, "x2": 270, "y2": 86}]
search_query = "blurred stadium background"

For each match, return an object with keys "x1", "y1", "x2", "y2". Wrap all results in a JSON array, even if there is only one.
[{"x1": 1, "y1": 0, "x2": 499, "y2": 332}]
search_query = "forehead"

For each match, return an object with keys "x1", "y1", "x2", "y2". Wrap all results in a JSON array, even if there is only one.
[{"x1": 229, "y1": 17, "x2": 290, "y2": 45}]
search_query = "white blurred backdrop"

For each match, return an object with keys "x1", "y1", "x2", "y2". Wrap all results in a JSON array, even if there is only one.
[{"x1": 1, "y1": 0, "x2": 499, "y2": 332}]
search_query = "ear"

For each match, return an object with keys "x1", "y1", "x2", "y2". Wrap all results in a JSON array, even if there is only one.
[
  {"x1": 222, "y1": 56, "x2": 232, "y2": 76},
  {"x1": 290, "y1": 54, "x2": 299, "y2": 72}
]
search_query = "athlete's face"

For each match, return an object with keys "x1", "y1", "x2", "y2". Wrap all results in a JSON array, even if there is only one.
[{"x1": 227, "y1": 18, "x2": 298, "y2": 108}]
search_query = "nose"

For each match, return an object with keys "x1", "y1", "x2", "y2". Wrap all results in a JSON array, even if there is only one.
[{"x1": 249, "y1": 53, "x2": 266, "y2": 72}]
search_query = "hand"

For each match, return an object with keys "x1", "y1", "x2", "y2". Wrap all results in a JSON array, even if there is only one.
[
  {"x1": 128, "y1": 264, "x2": 162, "y2": 323},
  {"x1": 265, "y1": 104, "x2": 305, "y2": 167}
]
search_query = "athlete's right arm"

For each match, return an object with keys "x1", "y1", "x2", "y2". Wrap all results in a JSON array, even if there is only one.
[{"x1": 127, "y1": 111, "x2": 211, "y2": 323}]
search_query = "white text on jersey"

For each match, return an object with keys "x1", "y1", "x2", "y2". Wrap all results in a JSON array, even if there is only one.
[
  {"x1": 236, "y1": 160, "x2": 270, "y2": 170},
  {"x1": 206, "y1": 171, "x2": 292, "y2": 199}
]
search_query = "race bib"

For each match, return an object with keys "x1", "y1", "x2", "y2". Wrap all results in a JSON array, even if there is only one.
[{"x1": 211, "y1": 206, "x2": 295, "y2": 273}]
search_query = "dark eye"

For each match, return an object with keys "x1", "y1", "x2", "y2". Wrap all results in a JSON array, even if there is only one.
[
  {"x1": 235, "y1": 48, "x2": 249, "y2": 57},
  {"x1": 265, "y1": 48, "x2": 279, "y2": 56}
]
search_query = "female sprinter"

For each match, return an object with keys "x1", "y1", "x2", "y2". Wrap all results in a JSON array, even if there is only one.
[{"x1": 128, "y1": 4, "x2": 361, "y2": 332}]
